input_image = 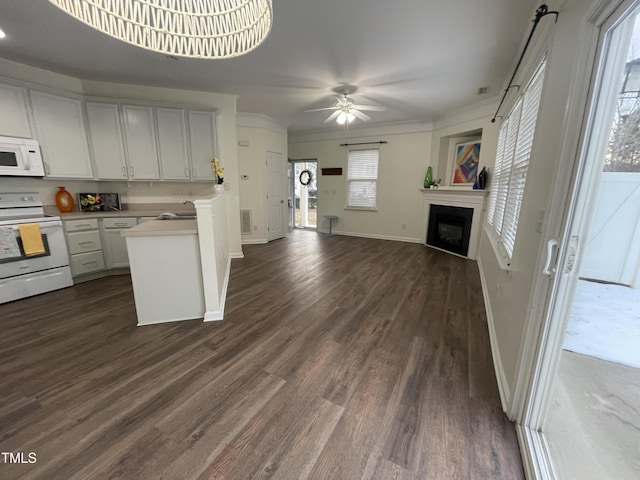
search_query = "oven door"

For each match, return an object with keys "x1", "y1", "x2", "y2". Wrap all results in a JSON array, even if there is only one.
[{"x1": 0, "y1": 220, "x2": 70, "y2": 279}]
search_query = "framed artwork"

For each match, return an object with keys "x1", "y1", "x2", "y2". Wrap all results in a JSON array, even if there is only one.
[{"x1": 451, "y1": 140, "x2": 481, "y2": 186}]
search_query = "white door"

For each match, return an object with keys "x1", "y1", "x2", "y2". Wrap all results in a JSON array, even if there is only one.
[
  {"x1": 121, "y1": 105, "x2": 160, "y2": 180},
  {"x1": 30, "y1": 90, "x2": 93, "y2": 178},
  {"x1": 520, "y1": 3, "x2": 640, "y2": 477},
  {"x1": 266, "y1": 151, "x2": 285, "y2": 241},
  {"x1": 156, "y1": 108, "x2": 190, "y2": 180},
  {"x1": 0, "y1": 83, "x2": 32, "y2": 138},
  {"x1": 86, "y1": 102, "x2": 128, "y2": 180},
  {"x1": 188, "y1": 110, "x2": 217, "y2": 181}
]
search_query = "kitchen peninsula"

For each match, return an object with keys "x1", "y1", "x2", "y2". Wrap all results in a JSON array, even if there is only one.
[{"x1": 122, "y1": 195, "x2": 230, "y2": 326}]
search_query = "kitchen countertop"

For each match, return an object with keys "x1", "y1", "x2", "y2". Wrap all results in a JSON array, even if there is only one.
[
  {"x1": 44, "y1": 203, "x2": 196, "y2": 220},
  {"x1": 121, "y1": 218, "x2": 198, "y2": 237}
]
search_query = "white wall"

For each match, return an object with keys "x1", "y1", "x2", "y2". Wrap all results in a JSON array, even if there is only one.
[
  {"x1": 476, "y1": 0, "x2": 601, "y2": 411},
  {"x1": 289, "y1": 123, "x2": 433, "y2": 242},
  {"x1": 237, "y1": 113, "x2": 288, "y2": 243},
  {"x1": 0, "y1": 57, "x2": 242, "y2": 255}
]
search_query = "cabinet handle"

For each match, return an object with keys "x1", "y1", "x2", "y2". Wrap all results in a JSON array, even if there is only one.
[
  {"x1": 122, "y1": 165, "x2": 127, "y2": 177},
  {"x1": 82, "y1": 261, "x2": 98, "y2": 266},
  {"x1": 78, "y1": 241, "x2": 95, "y2": 246},
  {"x1": 192, "y1": 167, "x2": 197, "y2": 177},
  {"x1": 129, "y1": 166, "x2": 134, "y2": 177},
  {"x1": 75, "y1": 223, "x2": 92, "y2": 228},
  {"x1": 113, "y1": 223, "x2": 128, "y2": 227},
  {"x1": 44, "y1": 162, "x2": 50, "y2": 175},
  {"x1": 185, "y1": 167, "x2": 190, "y2": 177}
]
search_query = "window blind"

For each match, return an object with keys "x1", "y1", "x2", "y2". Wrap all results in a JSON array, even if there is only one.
[
  {"x1": 346, "y1": 149, "x2": 379, "y2": 209},
  {"x1": 487, "y1": 59, "x2": 546, "y2": 259}
]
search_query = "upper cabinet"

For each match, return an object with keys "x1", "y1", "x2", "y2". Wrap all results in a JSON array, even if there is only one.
[
  {"x1": 121, "y1": 106, "x2": 160, "y2": 180},
  {"x1": 156, "y1": 108, "x2": 190, "y2": 181},
  {"x1": 188, "y1": 110, "x2": 217, "y2": 181},
  {"x1": 30, "y1": 91, "x2": 93, "y2": 179},
  {"x1": 86, "y1": 102, "x2": 128, "y2": 180},
  {"x1": 0, "y1": 84, "x2": 32, "y2": 138}
]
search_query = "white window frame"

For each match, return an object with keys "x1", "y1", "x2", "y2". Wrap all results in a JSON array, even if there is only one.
[
  {"x1": 486, "y1": 58, "x2": 547, "y2": 265},
  {"x1": 345, "y1": 148, "x2": 379, "y2": 210}
]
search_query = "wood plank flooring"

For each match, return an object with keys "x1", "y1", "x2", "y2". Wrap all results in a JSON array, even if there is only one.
[{"x1": 0, "y1": 229, "x2": 524, "y2": 479}]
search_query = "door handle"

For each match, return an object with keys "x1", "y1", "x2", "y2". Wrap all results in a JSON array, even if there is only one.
[{"x1": 543, "y1": 239, "x2": 559, "y2": 276}]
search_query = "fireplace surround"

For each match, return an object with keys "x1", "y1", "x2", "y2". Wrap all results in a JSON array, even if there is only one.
[{"x1": 421, "y1": 188, "x2": 488, "y2": 260}]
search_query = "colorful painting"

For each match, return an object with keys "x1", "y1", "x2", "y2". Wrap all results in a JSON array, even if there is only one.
[{"x1": 452, "y1": 141, "x2": 481, "y2": 185}]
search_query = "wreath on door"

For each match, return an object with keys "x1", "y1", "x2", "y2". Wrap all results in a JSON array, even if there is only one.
[{"x1": 299, "y1": 169, "x2": 313, "y2": 186}]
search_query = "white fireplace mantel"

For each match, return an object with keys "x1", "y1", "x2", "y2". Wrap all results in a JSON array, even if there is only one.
[{"x1": 420, "y1": 188, "x2": 489, "y2": 260}]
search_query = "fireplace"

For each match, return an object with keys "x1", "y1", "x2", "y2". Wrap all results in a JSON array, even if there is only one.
[{"x1": 427, "y1": 204, "x2": 473, "y2": 256}]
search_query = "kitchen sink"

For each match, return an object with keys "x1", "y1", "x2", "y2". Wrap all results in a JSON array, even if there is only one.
[{"x1": 156, "y1": 212, "x2": 197, "y2": 220}]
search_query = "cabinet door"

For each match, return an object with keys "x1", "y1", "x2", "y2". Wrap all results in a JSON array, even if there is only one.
[
  {"x1": 0, "y1": 83, "x2": 32, "y2": 138},
  {"x1": 188, "y1": 110, "x2": 217, "y2": 181},
  {"x1": 86, "y1": 102, "x2": 128, "y2": 180},
  {"x1": 121, "y1": 105, "x2": 160, "y2": 180},
  {"x1": 102, "y1": 228, "x2": 131, "y2": 269},
  {"x1": 30, "y1": 91, "x2": 93, "y2": 178},
  {"x1": 156, "y1": 108, "x2": 190, "y2": 180}
]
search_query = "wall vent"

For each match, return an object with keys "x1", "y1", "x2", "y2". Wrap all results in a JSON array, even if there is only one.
[{"x1": 240, "y1": 209, "x2": 252, "y2": 235}]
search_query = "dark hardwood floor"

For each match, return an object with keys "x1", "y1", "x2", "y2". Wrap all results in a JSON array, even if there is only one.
[{"x1": 0, "y1": 229, "x2": 524, "y2": 480}]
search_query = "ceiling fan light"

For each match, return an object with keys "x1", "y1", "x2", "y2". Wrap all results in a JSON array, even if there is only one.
[
  {"x1": 336, "y1": 111, "x2": 355, "y2": 125},
  {"x1": 47, "y1": 0, "x2": 273, "y2": 59}
]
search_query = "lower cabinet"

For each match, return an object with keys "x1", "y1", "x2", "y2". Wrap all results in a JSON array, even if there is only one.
[
  {"x1": 101, "y1": 217, "x2": 137, "y2": 269},
  {"x1": 64, "y1": 219, "x2": 106, "y2": 277},
  {"x1": 64, "y1": 215, "x2": 157, "y2": 279}
]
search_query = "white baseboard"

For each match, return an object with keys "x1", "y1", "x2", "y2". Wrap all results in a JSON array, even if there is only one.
[
  {"x1": 477, "y1": 256, "x2": 511, "y2": 413},
  {"x1": 204, "y1": 255, "x2": 232, "y2": 322},
  {"x1": 241, "y1": 238, "x2": 267, "y2": 245},
  {"x1": 230, "y1": 252, "x2": 245, "y2": 259},
  {"x1": 516, "y1": 423, "x2": 556, "y2": 480},
  {"x1": 323, "y1": 229, "x2": 422, "y2": 244}
]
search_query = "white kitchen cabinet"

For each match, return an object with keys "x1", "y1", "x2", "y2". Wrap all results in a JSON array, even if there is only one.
[
  {"x1": 30, "y1": 90, "x2": 93, "y2": 179},
  {"x1": 188, "y1": 110, "x2": 217, "y2": 181},
  {"x1": 156, "y1": 108, "x2": 190, "y2": 180},
  {"x1": 86, "y1": 102, "x2": 128, "y2": 180},
  {"x1": 64, "y1": 218, "x2": 105, "y2": 277},
  {"x1": 101, "y1": 217, "x2": 137, "y2": 269},
  {"x1": 0, "y1": 83, "x2": 32, "y2": 138},
  {"x1": 121, "y1": 105, "x2": 160, "y2": 180}
]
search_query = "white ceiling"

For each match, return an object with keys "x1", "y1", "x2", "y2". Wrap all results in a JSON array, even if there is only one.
[{"x1": 0, "y1": 0, "x2": 538, "y2": 133}]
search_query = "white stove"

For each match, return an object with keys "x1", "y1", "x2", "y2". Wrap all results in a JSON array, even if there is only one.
[{"x1": 0, "y1": 192, "x2": 72, "y2": 304}]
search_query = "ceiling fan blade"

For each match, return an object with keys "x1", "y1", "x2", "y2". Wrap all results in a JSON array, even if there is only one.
[
  {"x1": 324, "y1": 110, "x2": 342, "y2": 123},
  {"x1": 350, "y1": 109, "x2": 371, "y2": 122},
  {"x1": 356, "y1": 105, "x2": 386, "y2": 112},
  {"x1": 304, "y1": 106, "x2": 338, "y2": 112}
]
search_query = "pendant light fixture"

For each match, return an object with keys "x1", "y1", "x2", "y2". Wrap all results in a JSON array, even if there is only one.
[{"x1": 48, "y1": 0, "x2": 273, "y2": 59}]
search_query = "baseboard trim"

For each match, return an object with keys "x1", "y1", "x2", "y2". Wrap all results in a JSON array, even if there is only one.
[
  {"x1": 323, "y1": 229, "x2": 422, "y2": 244},
  {"x1": 204, "y1": 255, "x2": 232, "y2": 322},
  {"x1": 477, "y1": 256, "x2": 511, "y2": 413},
  {"x1": 516, "y1": 423, "x2": 556, "y2": 480},
  {"x1": 241, "y1": 238, "x2": 268, "y2": 245}
]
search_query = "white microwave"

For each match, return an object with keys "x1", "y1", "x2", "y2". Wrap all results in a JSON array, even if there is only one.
[{"x1": 0, "y1": 136, "x2": 45, "y2": 177}]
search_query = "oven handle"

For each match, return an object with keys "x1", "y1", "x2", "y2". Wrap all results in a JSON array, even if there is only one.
[{"x1": 9, "y1": 221, "x2": 62, "y2": 231}]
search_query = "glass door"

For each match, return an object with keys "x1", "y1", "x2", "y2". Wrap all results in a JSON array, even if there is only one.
[{"x1": 290, "y1": 159, "x2": 317, "y2": 229}]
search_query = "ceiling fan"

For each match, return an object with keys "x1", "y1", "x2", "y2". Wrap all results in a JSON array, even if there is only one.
[{"x1": 305, "y1": 86, "x2": 385, "y2": 125}]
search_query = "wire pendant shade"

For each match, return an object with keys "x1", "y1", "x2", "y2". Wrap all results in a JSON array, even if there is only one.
[{"x1": 48, "y1": 0, "x2": 273, "y2": 59}]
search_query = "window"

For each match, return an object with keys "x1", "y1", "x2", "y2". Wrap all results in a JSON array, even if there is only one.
[
  {"x1": 346, "y1": 149, "x2": 379, "y2": 209},
  {"x1": 486, "y1": 59, "x2": 546, "y2": 261}
]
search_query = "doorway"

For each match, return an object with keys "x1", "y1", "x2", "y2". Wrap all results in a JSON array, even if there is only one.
[
  {"x1": 289, "y1": 159, "x2": 318, "y2": 230},
  {"x1": 522, "y1": 3, "x2": 640, "y2": 479}
]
